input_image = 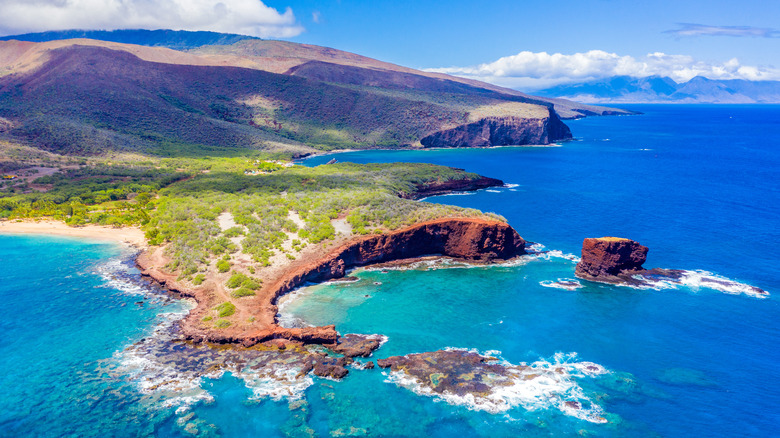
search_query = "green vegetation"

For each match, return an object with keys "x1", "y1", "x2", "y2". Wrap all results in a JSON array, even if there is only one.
[
  {"x1": 214, "y1": 319, "x2": 231, "y2": 329},
  {"x1": 214, "y1": 302, "x2": 236, "y2": 318},
  {"x1": 0, "y1": 153, "x2": 503, "y2": 281},
  {"x1": 231, "y1": 287, "x2": 256, "y2": 298},
  {"x1": 226, "y1": 272, "x2": 262, "y2": 290},
  {"x1": 216, "y1": 259, "x2": 231, "y2": 273}
]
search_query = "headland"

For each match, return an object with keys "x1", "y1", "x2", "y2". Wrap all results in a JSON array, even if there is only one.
[{"x1": 136, "y1": 216, "x2": 526, "y2": 346}]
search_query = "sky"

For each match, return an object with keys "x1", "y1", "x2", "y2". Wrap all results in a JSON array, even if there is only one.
[{"x1": 2, "y1": 0, "x2": 780, "y2": 90}]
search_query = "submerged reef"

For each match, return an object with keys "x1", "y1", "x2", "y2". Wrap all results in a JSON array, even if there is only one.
[{"x1": 377, "y1": 349, "x2": 610, "y2": 423}]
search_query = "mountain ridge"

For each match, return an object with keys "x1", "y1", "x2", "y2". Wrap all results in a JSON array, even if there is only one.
[
  {"x1": 1, "y1": 29, "x2": 631, "y2": 119},
  {"x1": 0, "y1": 31, "x2": 633, "y2": 158}
]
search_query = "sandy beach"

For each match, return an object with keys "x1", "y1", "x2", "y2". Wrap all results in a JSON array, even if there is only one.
[{"x1": 0, "y1": 219, "x2": 147, "y2": 248}]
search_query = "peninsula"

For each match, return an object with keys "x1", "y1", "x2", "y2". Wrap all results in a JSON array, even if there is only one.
[{"x1": 1, "y1": 156, "x2": 527, "y2": 349}]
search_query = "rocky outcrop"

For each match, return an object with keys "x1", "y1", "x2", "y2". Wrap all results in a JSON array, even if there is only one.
[
  {"x1": 264, "y1": 218, "x2": 526, "y2": 320},
  {"x1": 301, "y1": 355, "x2": 353, "y2": 379},
  {"x1": 398, "y1": 176, "x2": 504, "y2": 200},
  {"x1": 420, "y1": 110, "x2": 572, "y2": 148},
  {"x1": 574, "y1": 237, "x2": 648, "y2": 283},
  {"x1": 266, "y1": 218, "x2": 525, "y2": 305},
  {"x1": 323, "y1": 334, "x2": 384, "y2": 358}
]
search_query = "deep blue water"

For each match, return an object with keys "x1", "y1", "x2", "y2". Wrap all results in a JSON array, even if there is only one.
[{"x1": 1, "y1": 105, "x2": 779, "y2": 437}]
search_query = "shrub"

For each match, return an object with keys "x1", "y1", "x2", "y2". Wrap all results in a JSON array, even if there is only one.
[
  {"x1": 226, "y1": 272, "x2": 262, "y2": 290},
  {"x1": 216, "y1": 259, "x2": 230, "y2": 273},
  {"x1": 192, "y1": 274, "x2": 206, "y2": 285},
  {"x1": 231, "y1": 287, "x2": 256, "y2": 298},
  {"x1": 226, "y1": 272, "x2": 249, "y2": 288},
  {"x1": 214, "y1": 301, "x2": 235, "y2": 318},
  {"x1": 214, "y1": 319, "x2": 231, "y2": 329},
  {"x1": 223, "y1": 226, "x2": 244, "y2": 238}
]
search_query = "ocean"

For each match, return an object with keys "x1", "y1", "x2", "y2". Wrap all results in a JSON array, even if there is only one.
[{"x1": 1, "y1": 105, "x2": 778, "y2": 437}]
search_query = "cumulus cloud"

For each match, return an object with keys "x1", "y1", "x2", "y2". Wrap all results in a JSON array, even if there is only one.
[
  {"x1": 0, "y1": 0, "x2": 304, "y2": 38},
  {"x1": 426, "y1": 50, "x2": 780, "y2": 89},
  {"x1": 665, "y1": 23, "x2": 780, "y2": 38}
]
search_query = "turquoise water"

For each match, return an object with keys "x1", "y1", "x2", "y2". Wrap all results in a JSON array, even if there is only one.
[
  {"x1": 1, "y1": 105, "x2": 779, "y2": 436},
  {"x1": 0, "y1": 235, "x2": 189, "y2": 437}
]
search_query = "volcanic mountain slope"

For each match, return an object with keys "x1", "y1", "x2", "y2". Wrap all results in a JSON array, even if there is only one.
[
  {"x1": 0, "y1": 34, "x2": 631, "y2": 157},
  {"x1": 188, "y1": 37, "x2": 635, "y2": 119},
  {"x1": 2, "y1": 30, "x2": 633, "y2": 118}
]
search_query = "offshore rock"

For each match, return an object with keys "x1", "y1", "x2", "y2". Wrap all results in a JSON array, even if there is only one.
[
  {"x1": 420, "y1": 110, "x2": 572, "y2": 148},
  {"x1": 376, "y1": 349, "x2": 610, "y2": 422},
  {"x1": 575, "y1": 237, "x2": 648, "y2": 283},
  {"x1": 573, "y1": 237, "x2": 768, "y2": 296}
]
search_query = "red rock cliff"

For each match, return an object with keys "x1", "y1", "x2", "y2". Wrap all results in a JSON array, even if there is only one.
[
  {"x1": 574, "y1": 237, "x2": 648, "y2": 282},
  {"x1": 420, "y1": 110, "x2": 572, "y2": 148},
  {"x1": 165, "y1": 218, "x2": 526, "y2": 346}
]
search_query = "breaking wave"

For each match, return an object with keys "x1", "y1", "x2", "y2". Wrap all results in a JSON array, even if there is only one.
[
  {"x1": 540, "y1": 278, "x2": 584, "y2": 291},
  {"x1": 632, "y1": 270, "x2": 769, "y2": 298},
  {"x1": 383, "y1": 350, "x2": 610, "y2": 424},
  {"x1": 96, "y1": 255, "x2": 316, "y2": 414}
]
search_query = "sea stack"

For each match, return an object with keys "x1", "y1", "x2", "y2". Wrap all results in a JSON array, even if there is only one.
[{"x1": 575, "y1": 237, "x2": 648, "y2": 283}]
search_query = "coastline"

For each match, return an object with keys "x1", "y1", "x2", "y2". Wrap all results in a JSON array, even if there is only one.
[
  {"x1": 0, "y1": 219, "x2": 147, "y2": 249},
  {"x1": 0, "y1": 174, "x2": 514, "y2": 349},
  {"x1": 136, "y1": 217, "x2": 527, "y2": 347}
]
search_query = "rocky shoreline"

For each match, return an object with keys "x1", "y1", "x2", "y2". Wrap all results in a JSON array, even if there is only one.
[
  {"x1": 398, "y1": 175, "x2": 504, "y2": 200},
  {"x1": 134, "y1": 173, "x2": 526, "y2": 353},
  {"x1": 137, "y1": 217, "x2": 527, "y2": 349}
]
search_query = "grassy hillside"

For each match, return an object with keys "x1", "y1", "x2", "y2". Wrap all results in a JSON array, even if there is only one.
[
  {"x1": 0, "y1": 45, "x2": 563, "y2": 157},
  {"x1": 0, "y1": 154, "x2": 500, "y2": 274}
]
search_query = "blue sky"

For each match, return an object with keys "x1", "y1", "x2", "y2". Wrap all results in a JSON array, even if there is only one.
[
  {"x1": 268, "y1": 0, "x2": 780, "y2": 69},
  {"x1": 2, "y1": 0, "x2": 779, "y2": 88}
]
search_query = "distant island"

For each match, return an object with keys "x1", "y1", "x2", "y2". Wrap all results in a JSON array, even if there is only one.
[{"x1": 534, "y1": 75, "x2": 780, "y2": 104}]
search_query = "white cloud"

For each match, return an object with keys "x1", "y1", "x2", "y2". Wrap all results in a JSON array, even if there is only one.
[
  {"x1": 427, "y1": 50, "x2": 780, "y2": 90},
  {"x1": 0, "y1": 0, "x2": 304, "y2": 38}
]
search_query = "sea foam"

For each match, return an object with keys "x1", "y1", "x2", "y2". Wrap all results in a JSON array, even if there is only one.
[
  {"x1": 383, "y1": 350, "x2": 610, "y2": 424},
  {"x1": 97, "y1": 255, "x2": 317, "y2": 413},
  {"x1": 631, "y1": 270, "x2": 769, "y2": 298}
]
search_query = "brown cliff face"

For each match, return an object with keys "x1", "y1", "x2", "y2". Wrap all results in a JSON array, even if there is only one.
[
  {"x1": 420, "y1": 110, "x2": 572, "y2": 148},
  {"x1": 574, "y1": 237, "x2": 648, "y2": 282},
  {"x1": 266, "y1": 217, "x2": 526, "y2": 307},
  {"x1": 398, "y1": 176, "x2": 504, "y2": 200},
  {"x1": 140, "y1": 218, "x2": 526, "y2": 346}
]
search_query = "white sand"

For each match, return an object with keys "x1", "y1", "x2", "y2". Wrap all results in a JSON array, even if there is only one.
[{"x1": 0, "y1": 219, "x2": 147, "y2": 248}]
